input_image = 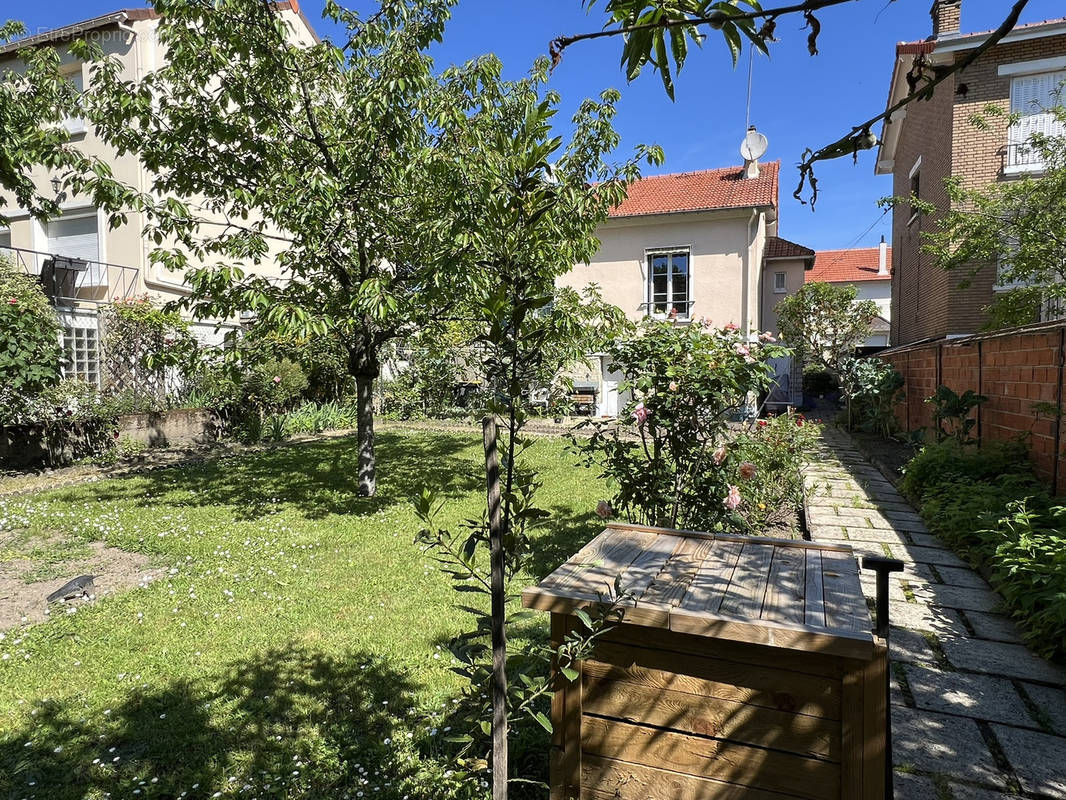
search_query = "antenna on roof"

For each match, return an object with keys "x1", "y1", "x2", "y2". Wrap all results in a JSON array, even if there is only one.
[{"x1": 740, "y1": 127, "x2": 768, "y2": 179}]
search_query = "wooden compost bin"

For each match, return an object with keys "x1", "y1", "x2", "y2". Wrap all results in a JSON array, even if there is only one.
[{"x1": 523, "y1": 522, "x2": 887, "y2": 800}]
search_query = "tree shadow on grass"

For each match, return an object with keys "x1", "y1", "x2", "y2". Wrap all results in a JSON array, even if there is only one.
[
  {"x1": 0, "y1": 645, "x2": 431, "y2": 800},
  {"x1": 51, "y1": 430, "x2": 483, "y2": 522}
]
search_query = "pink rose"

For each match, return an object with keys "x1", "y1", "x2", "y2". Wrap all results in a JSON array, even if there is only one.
[
  {"x1": 712, "y1": 444, "x2": 727, "y2": 465},
  {"x1": 759, "y1": 332, "x2": 776, "y2": 342},
  {"x1": 668, "y1": 381, "x2": 678, "y2": 392},
  {"x1": 723, "y1": 322, "x2": 738, "y2": 332},
  {"x1": 6, "y1": 298, "x2": 17, "y2": 305},
  {"x1": 595, "y1": 500, "x2": 614, "y2": 519},
  {"x1": 632, "y1": 402, "x2": 649, "y2": 425},
  {"x1": 739, "y1": 462, "x2": 757, "y2": 480},
  {"x1": 272, "y1": 375, "x2": 282, "y2": 384},
  {"x1": 723, "y1": 485, "x2": 742, "y2": 511},
  {"x1": 734, "y1": 343, "x2": 750, "y2": 357}
]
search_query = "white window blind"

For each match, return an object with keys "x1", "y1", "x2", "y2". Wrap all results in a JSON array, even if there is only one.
[
  {"x1": 62, "y1": 69, "x2": 87, "y2": 135},
  {"x1": 46, "y1": 214, "x2": 104, "y2": 286},
  {"x1": 1009, "y1": 71, "x2": 1066, "y2": 166}
]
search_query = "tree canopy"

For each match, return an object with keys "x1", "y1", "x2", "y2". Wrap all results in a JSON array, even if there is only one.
[{"x1": 775, "y1": 281, "x2": 878, "y2": 370}]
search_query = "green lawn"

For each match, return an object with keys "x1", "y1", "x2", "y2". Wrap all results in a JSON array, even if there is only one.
[{"x1": 0, "y1": 428, "x2": 604, "y2": 800}]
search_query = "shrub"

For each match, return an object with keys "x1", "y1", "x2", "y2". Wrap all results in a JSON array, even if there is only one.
[
  {"x1": 802, "y1": 367, "x2": 838, "y2": 397},
  {"x1": 571, "y1": 319, "x2": 796, "y2": 531},
  {"x1": 901, "y1": 439, "x2": 1032, "y2": 502},
  {"x1": 926, "y1": 385, "x2": 987, "y2": 444},
  {"x1": 900, "y1": 439, "x2": 1066, "y2": 659},
  {"x1": 839, "y1": 357, "x2": 904, "y2": 438},
  {"x1": 0, "y1": 257, "x2": 63, "y2": 396}
]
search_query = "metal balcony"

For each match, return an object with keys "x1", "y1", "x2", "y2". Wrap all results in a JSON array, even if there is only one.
[{"x1": 0, "y1": 244, "x2": 139, "y2": 306}]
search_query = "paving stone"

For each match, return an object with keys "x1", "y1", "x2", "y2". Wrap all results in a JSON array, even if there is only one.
[
  {"x1": 891, "y1": 706, "x2": 1005, "y2": 787},
  {"x1": 908, "y1": 584, "x2": 1003, "y2": 614},
  {"x1": 892, "y1": 545, "x2": 969, "y2": 568},
  {"x1": 990, "y1": 724, "x2": 1066, "y2": 798},
  {"x1": 890, "y1": 625, "x2": 941, "y2": 666},
  {"x1": 861, "y1": 574, "x2": 909, "y2": 603},
  {"x1": 939, "y1": 638, "x2": 1066, "y2": 685},
  {"x1": 963, "y1": 611, "x2": 1022, "y2": 644},
  {"x1": 874, "y1": 500, "x2": 920, "y2": 514},
  {"x1": 893, "y1": 771, "x2": 939, "y2": 800},
  {"x1": 889, "y1": 602, "x2": 969, "y2": 637},
  {"x1": 904, "y1": 665, "x2": 1032, "y2": 725},
  {"x1": 845, "y1": 527, "x2": 912, "y2": 544},
  {"x1": 949, "y1": 785, "x2": 1019, "y2": 800},
  {"x1": 906, "y1": 532, "x2": 943, "y2": 548},
  {"x1": 1020, "y1": 683, "x2": 1066, "y2": 735},
  {"x1": 936, "y1": 567, "x2": 992, "y2": 589}
]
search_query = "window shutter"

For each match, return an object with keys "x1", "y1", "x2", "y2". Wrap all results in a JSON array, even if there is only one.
[
  {"x1": 46, "y1": 214, "x2": 104, "y2": 286},
  {"x1": 1011, "y1": 71, "x2": 1066, "y2": 146}
]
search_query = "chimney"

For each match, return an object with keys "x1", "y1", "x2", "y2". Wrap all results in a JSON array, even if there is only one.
[
  {"x1": 878, "y1": 236, "x2": 889, "y2": 276},
  {"x1": 931, "y1": 0, "x2": 961, "y2": 38}
]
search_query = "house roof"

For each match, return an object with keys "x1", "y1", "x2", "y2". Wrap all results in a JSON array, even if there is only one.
[
  {"x1": 808, "y1": 246, "x2": 892, "y2": 283},
  {"x1": 897, "y1": 15, "x2": 1066, "y2": 54},
  {"x1": 609, "y1": 162, "x2": 779, "y2": 219},
  {"x1": 764, "y1": 235, "x2": 815, "y2": 262},
  {"x1": 0, "y1": 2, "x2": 318, "y2": 55}
]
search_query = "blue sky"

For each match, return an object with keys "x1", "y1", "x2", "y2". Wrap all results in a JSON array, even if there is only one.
[{"x1": 13, "y1": 0, "x2": 1066, "y2": 249}]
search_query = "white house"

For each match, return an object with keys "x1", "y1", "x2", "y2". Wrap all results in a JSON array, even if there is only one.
[{"x1": 808, "y1": 241, "x2": 893, "y2": 348}]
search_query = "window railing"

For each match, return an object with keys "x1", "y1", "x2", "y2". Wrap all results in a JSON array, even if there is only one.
[
  {"x1": 0, "y1": 244, "x2": 139, "y2": 305},
  {"x1": 1006, "y1": 142, "x2": 1045, "y2": 170}
]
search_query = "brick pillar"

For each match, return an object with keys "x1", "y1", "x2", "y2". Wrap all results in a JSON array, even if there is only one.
[{"x1": 931, "y1": 0, "x2": 961, "y2": 38}]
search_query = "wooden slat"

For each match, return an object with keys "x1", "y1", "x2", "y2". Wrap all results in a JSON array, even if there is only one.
[
  {"x1": 804, "y1": 549, "x2": 827, "y2": 629},
  {"x1": 761, "y1": 545, "x2": 807, "y2": 625},
  {"x1": 606, "y1": 521, "x2": 856, "y2": 552},
  {"x1": 862, "y1": 643, "x2": 889, "y2": 799},
  {"x1": 718, "y1": 542, "x2": 775, "y2": 619},
  {"x1": 584, "y1": 641, "x2": 841, "y2": 720},
  {"x1": 668, "y1": 611, "x2": 875, "y2": 661},
  {"x1": 550, "y1": 614, "x2": 582, "y2": 800},
  {"x1": 821, "y1": 549, "x2": 873, "y2": 634},
  {"x1": 638, "y1": 537, "x2": 717, "y2": 607},
  {"x1": 596, "y1": 624, "x2": 847, "y2": 680},
  {"x1": 560, "y1": 531, "x2": 658, "y2": 600},
  {"x1": 614, "y1": 533, "x2": 682, "y2": 599},
  {"x1": 675, "y1": 539, "x2": 743, "y2": 616},
  {"x1": 840, "y1": 660, "x2": 864, "y2": 800},
  {"x1": 582, "y1": 675, "x2": 840, "y2": 760},
  {"x1": 538, "y1": 531, "x2": 623, "y2": 592},
  {"x1": 581, "y1": 754, "x2": 811, "y2": 800},
  {"x1": 580, "y1": 716, "x2": 839, "y2": 800}
]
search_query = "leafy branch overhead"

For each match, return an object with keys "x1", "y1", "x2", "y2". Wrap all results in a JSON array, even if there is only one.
[{"x1": 553, "y1": 0, "x2": 1032, "y2": 206}]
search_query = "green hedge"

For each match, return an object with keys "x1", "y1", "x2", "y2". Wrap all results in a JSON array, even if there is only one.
[{"x1": 902, "y1": 441, "x2": 1066, "y2": 660}]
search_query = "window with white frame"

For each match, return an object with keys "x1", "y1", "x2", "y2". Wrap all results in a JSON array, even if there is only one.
[
  {"x1": 0, "y1": 228, "x2": 10, "y2": 259},
  {"x1": 45, "y1": 212, "x2": 104, "y2": 287},
  {"x1": 1008, "y1": 70, "x2": 1066, "y2": 170},
  {"x1": 61, "y1": 67, "x2": 87, "y2": 136},
  {"x1": 62, "y1": 323, "x2": 100, "y2": 386},
  {"x1": 647, "y1": 250, "x2": 690, "y2": 318},
  {"x1": 773, "y1": 271, "x2": 787, "y2": 293}
]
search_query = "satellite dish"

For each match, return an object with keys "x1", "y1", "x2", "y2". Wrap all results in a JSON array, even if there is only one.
[{"x1": 740, "y1": 127, "x2": 769, "y2": 161}]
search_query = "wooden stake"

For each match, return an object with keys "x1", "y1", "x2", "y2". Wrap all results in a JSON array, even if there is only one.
[{"x1": 483, "y1": 417, "x2": 509, "y2": 800}]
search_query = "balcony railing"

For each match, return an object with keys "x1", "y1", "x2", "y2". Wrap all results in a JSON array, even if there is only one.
[
  {"x1": 1006, "y1": 142, "x2": 1046, "y2": 171},
  {"x1": 0, "y1": 244, "x2": 139, "y2": 306}
]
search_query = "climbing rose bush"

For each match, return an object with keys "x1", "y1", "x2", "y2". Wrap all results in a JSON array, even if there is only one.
[{"x1": 571, "y1": 319, "x2": 793, "y2": 532}]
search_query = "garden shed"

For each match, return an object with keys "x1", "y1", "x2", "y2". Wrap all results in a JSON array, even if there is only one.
[{"x1": 523, "y1": 522, "x2": 888, "y2": 800}]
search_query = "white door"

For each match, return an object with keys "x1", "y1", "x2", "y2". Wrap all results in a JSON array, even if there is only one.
[{"x1": 46, "y1": 213, "x2": 103, "y2": 286}]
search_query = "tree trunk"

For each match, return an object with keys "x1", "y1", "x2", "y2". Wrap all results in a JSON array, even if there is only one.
[
  {"x1": 356, "y1": 374, "x2": 376, "y2": 497},
  {"x1": 483, "y1": 418, "x2": 509, "y2": 800}
]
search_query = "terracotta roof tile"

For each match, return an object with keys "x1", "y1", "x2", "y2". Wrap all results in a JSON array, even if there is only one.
[
  {"x1": 808, "y1": 247, "x2": 892, "y2": 283},
  {"x1": 764, "y1": 236, "x2": 815, "y2": 261},
  {"x1": 610, "y1": 162, "x2": 779, "y2": 218}
]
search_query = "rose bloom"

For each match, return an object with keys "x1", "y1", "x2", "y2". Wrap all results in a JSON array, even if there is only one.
[
  {"x1": 595, "y1": 500, "x2": 614, "y2": 519},
  {"x1": 723, "y1": 485, "x2": 742, "y2": 511},
  {"x1": 757, "y1": 419, "x2": 768, "y2": 428},
  {"x1": 6, "y1": 298, "x2": 17, "y2": 305},
  {"x1": 734, "y1": 343, "x2": 750, "y2": 357},
  {"x1": 272, "y1": 375, "x2": 282, "y2": 384},
  {"x1": 723, "y1": 322, "x2": 739, "y2": 332},
  {"x1": 759, "y1": 332, "x2": 776, "y2": 342},
  {"x1": 668, "y1": 381, "x2": 678, "y2": 392},
  {"x1": 712, "y1": 444, "x2": 727, "y2": 465},
  {"x1": 739, "y1": 461, "x2": 757, "y2": 480},
  {"x1": 633, "y1": 402, "x2": 649, "y2": 425}
]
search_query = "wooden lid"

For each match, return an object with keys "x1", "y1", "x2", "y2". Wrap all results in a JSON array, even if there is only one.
[{"x1": 522, "y1": 522, "x2": 878, "y2": 660}]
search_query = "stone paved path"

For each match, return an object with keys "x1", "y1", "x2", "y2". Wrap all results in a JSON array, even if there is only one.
[{"x1": 804, "y1": 427, "x2": 1066, "y2": 800}]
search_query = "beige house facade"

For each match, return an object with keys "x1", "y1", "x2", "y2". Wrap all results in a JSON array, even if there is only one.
[
  {"x1": 558, "y1": 161, "x2": 814, "y2": 414},
  {"x1": 0, "y1": 4, "x2": 318, "y2": 383}
]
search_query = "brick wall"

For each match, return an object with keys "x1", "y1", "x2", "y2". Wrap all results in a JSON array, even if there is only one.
[{"x1": 880, "y1": 320, "x2": 1066, "y2": 495}]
